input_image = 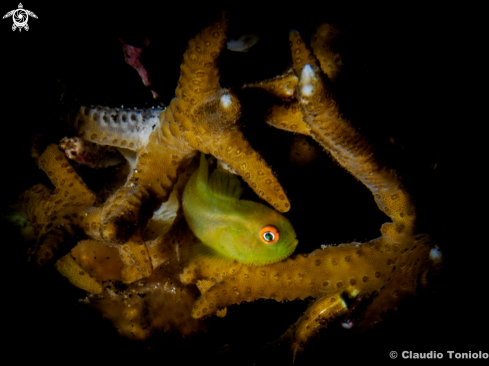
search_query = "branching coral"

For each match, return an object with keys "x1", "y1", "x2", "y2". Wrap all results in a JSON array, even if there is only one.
[
  {"x1": 69, "y1": 13, "x2": 290, "y2": 248},
  {"x1": 15, "y1": 11, "x2": 442, "y2": 362},
  {"x1": 181, "y1": 27, "x2": 442, "y2": 359}
]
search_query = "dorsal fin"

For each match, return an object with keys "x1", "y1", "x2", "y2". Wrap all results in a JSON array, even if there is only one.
[
  {"x1": 208, "y1": 162, "x2": 244, "y2": 200},
  {"x1": 196, "y1": 153, "x2": 209, "y2": 186}
]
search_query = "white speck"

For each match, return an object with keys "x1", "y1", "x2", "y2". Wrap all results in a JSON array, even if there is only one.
[
  {"x1": 429, "y1": 246, "x2": 442, "y2": 263},
  {"x1": 302, "y1": 84, "x2": 313, "y2": 96},
  {"x1": 350, "y1": 289, "x2": 360, "y2": 297},
  {"x1": 134, "y1": 169, "x2": 138, "y2": 173},
  {"x1": 220, "y1": 94, "x2": 232, "y2": 108},
  {"x1": 321, "y1": 244, "x2": 328, "y2": 249},
  {"x1": 217, "y1": 159, "x2": 238, "y2": 174},
  {"x1": 282, "y1": 83, "x2": 294, "y2": 96},
  {"x1": 300, "y1": 64, "x2": 315, "y2": 96},
  {"x1": 227, "y1": 33, "x2": 259, "y2": 52}
]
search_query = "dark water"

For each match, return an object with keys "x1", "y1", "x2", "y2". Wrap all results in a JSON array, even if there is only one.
[{"x1": 2, "y1": 3, "x2": 482, "y2": 364}]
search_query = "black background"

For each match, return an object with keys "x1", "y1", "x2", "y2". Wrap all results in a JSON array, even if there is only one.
[{"x1": 2, "y1": 2, "x2": 484, "y2": 364}]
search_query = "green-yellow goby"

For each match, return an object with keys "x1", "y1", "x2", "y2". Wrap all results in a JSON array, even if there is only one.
[{"x1": 182, "y1": 154, "x2": 298, "y2": 266}]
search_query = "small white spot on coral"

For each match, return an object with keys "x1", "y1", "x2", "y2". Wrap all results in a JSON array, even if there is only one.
[
  {"x1": 217, "y1": 159, "x2": 238, "y2": 174},
  {"x1": 350, "y1": 289, "x2": 360, "y2": 297},
  {"x1": 300, "y1": 64, "x2": 315, "y2": 96},
  {"x1": 429, "y1": 245, "x2": 442, "y2": 263},
  {"x1": 220, "y1": 94, "x2": 232, "y2": 108},
  {"x1": 302, "y1": 84, "x2": 313, "y2": 96},
  {"x1": 282, "y1": 83, "x2": 293, "y2": 96}
]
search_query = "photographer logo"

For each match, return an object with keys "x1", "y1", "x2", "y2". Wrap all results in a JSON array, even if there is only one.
[{"x1": 3, "y1": 3, "x2": 38, "y2": 32}]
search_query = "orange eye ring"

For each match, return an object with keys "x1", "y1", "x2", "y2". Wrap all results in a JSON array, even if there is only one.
[{"x1": 260, "y1": 225, "x2": 280, "y2": 245}]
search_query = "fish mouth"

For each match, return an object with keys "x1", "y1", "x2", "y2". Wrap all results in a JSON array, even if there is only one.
[
  {"x1": 285, "y1": 238, "x2": 299, "y2": 256},
  {"x1": 255, "y1": 238, "x2": 299, "y2": 266},
  {"x1": 276, "y1": 238, "x2": 299, "y2": 263}
]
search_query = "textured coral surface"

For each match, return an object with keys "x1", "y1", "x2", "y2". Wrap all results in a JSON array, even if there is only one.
[{"x1": 3, "y1": 3, "x2": 481, "y2": 365}]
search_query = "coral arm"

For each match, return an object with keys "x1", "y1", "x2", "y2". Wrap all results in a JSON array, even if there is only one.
[
  {"x1": 73, "y1": 106, "x2": 161, "y2": 151},
  {"x1": 172, "y1": 14, "x2": 226, "y2": 117},
  {"x1": 243, "y1": 71, "x2": 298, "y2": 100},
  {"x1": 19, "y1": 184, "x2": 53, "y2": 231},
  {"x1": 37, "y1": 144, "x2": 96, "y2": 204},
  {"x1": 265, "y1": 101, "x2": 311, "y2": 135},
  {"x1": 164, "y1": 13, "x2": 291, "y2": 212},
  {"x1": 258, "y1": 28, "x2": 416, "y2": 240},
  {"x1": 270, "y1": 29, "x2": 416, "y2": 235},
  {"x1": 289, "y1": 29, "x2": 319, "y2": 76},
  {"x1": 55, "y1": 254, "x2": 104, "y2": 294},
  {"x1": 188, "y1": 233, "x2": 437, "y2": 355},
  {"x1": 297, "y1": 62, "x2": 416, "y2": 236},
  {"x1": 55, "y1": 230, "x2": 154, "y2": 290},
  {"x1": 262, "y1": 32, "x2": 316, "y2": 135},
  {"x1": 93, "y1": 185, "x2": 151, "y2": 243},
  {"x1": 310, "y1": 23, "x2": 343, "y2": 82},
  {"x1": 264, "y1": 25, "x2": 341, "y2": 135},
  {"x1": 84, "y1": 125, "x2": 193, "y2": 243},
  {"x1": 352, "y1": 234, "x2": 435, "y2": 332},
  {"x1": 118, "y1": 230, "x2": 153, "y2": 283},
  {"x1": 190, "y1": 239, "x2": 391, "y2": 319},
  {"x1": 289, "y1": 24, "x2": 342, "y2": 82},
  {"x1": 19, "y1": 144, "x2": 96, "y2": 265},
  {"x1": 70, "y1": 239, "x2": 124, "y2": 281},
  {"x1": 284, "y1": 294, "x2": 348, "y2": 362},
  {"x1": 193, "y1": 118, "x2": 291, "y2": 211}
]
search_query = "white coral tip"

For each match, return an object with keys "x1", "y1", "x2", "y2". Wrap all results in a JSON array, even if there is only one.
[
  {"x1": 429, "y1": 245, "x2": 442, "y2": 263},
  {"x1": 300, "y1": 64, "x2": 315, "y2": 96},
  {"x1": 220, "y1": 94, "x2": 232, "y2": 108}
]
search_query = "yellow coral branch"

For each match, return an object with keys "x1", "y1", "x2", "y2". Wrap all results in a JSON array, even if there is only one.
[{"x1": 55, "y1": 254, "x2": 104, "y2": 294}]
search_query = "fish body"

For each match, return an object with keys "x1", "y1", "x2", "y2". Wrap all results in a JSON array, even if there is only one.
[{"x1": 182, "y1": 154, "x2": 298, "y2": 266}]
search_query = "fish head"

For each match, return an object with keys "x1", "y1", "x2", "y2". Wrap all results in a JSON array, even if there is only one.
[{"x1": 228, "y1": 204, "x2": 298, "y2": 266}]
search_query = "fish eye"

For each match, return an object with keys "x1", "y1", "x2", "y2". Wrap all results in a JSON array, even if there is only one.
[{"x1": 260, "y1": 225, "x2": 279, "y2": 245}]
